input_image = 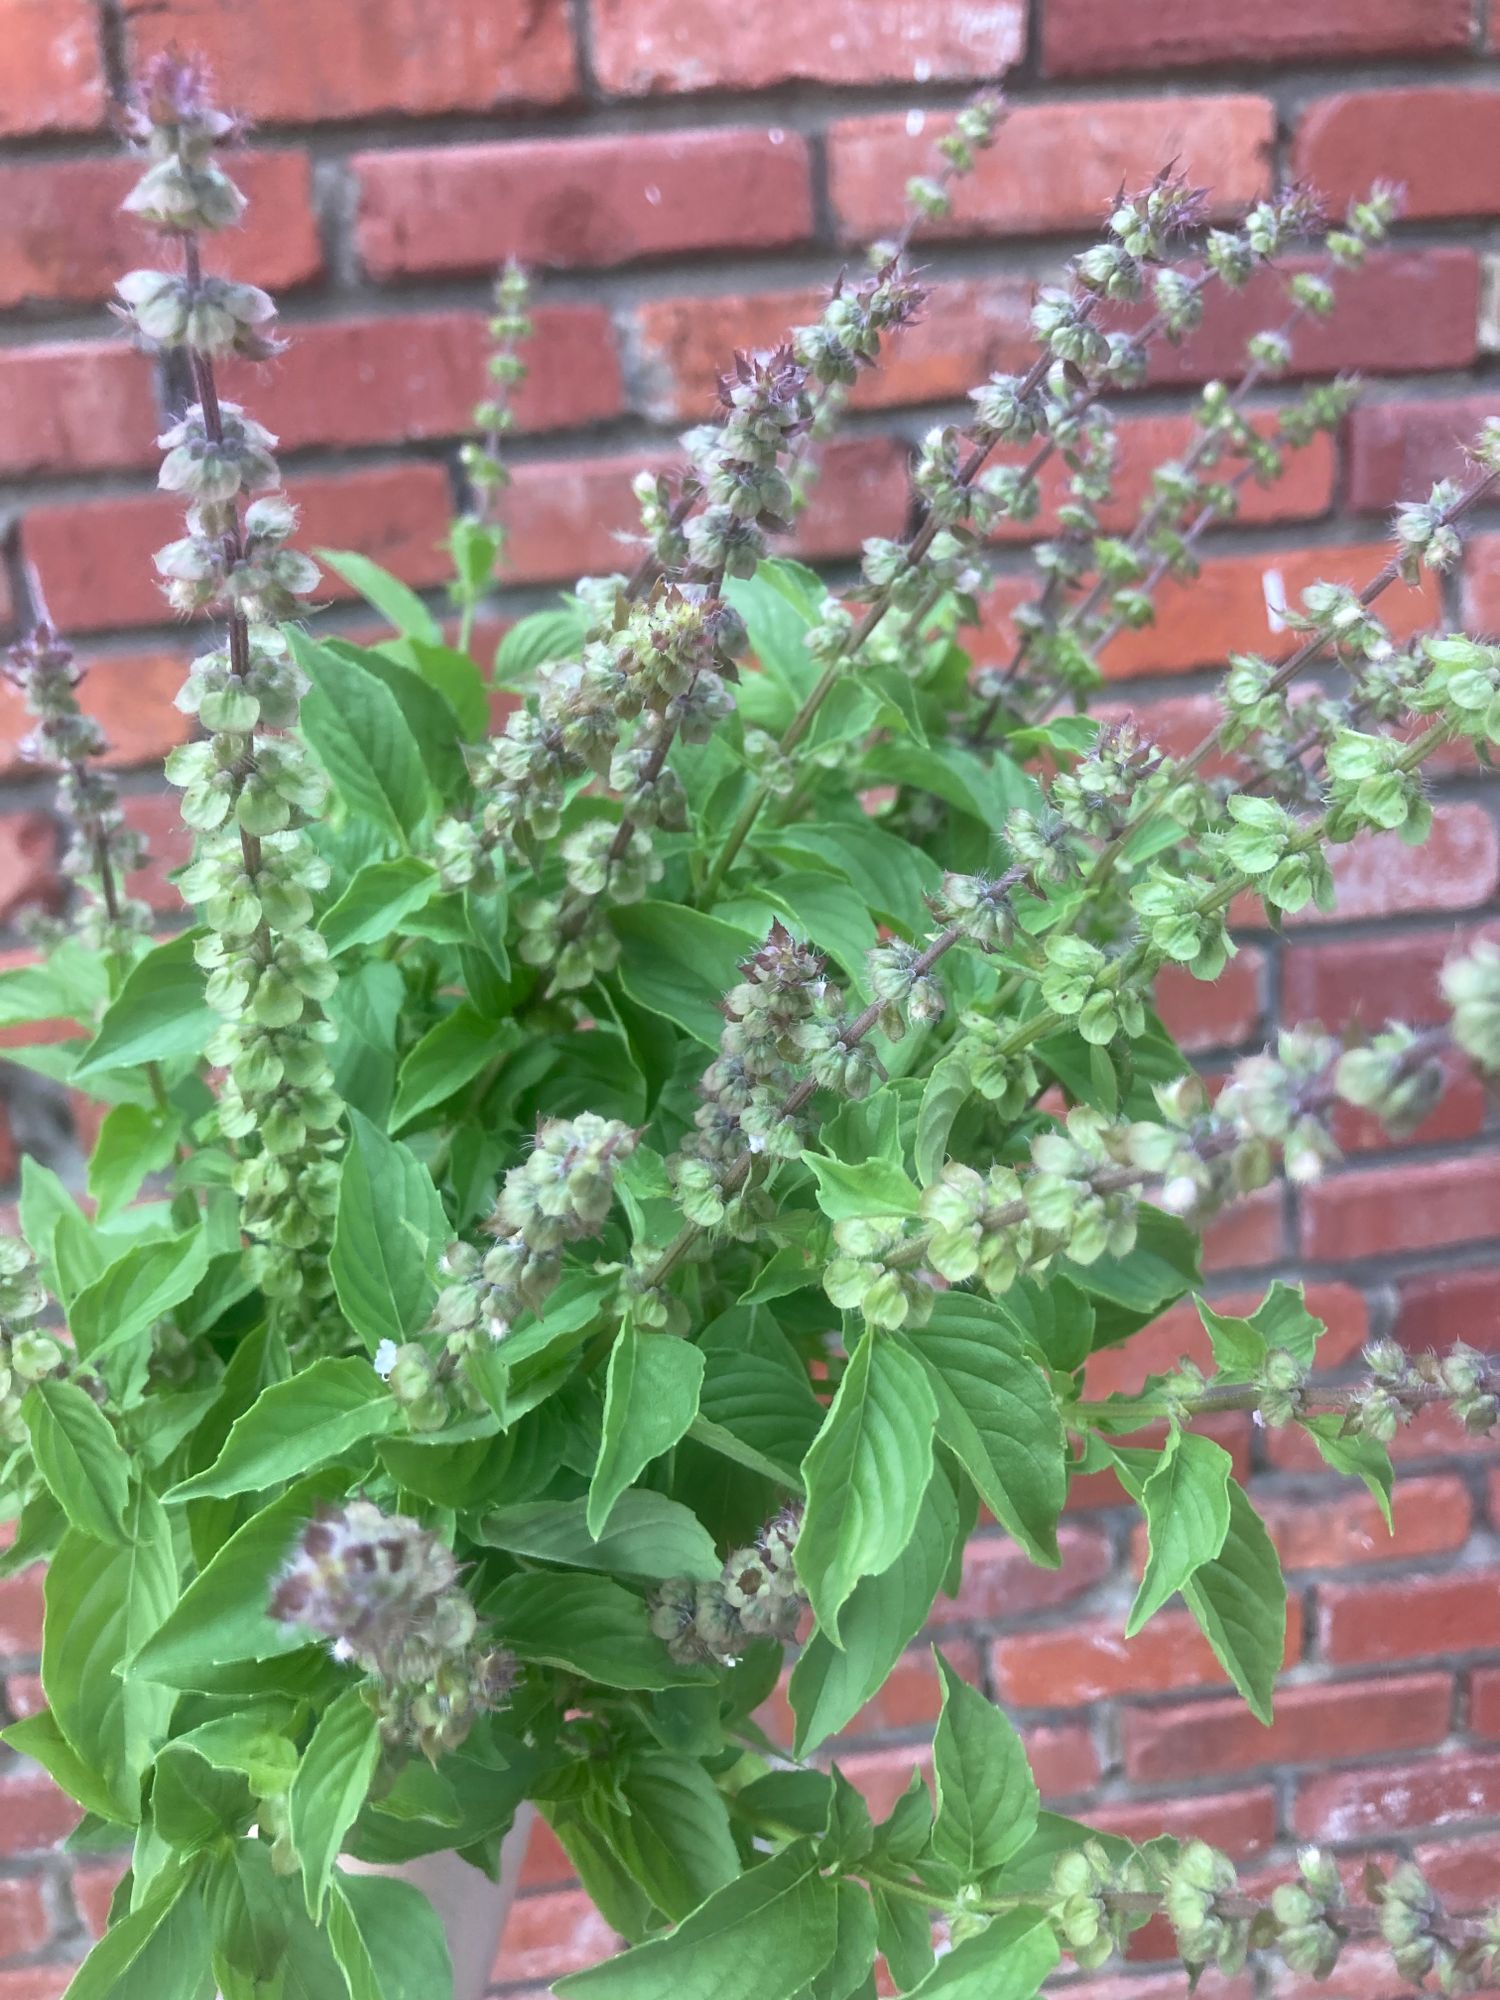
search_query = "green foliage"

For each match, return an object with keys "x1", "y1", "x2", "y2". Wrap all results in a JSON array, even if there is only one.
[{"x1": 20, "y1": 68, "x2": 1500, "y2": 2000}]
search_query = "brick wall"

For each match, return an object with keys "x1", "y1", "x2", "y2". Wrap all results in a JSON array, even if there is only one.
[{"x1": 1, "y1": 2, "x2": 1499, "y2": 1995}]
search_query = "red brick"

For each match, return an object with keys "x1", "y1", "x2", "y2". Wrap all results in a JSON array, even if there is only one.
[
  {"x1": 1132, "y1": 250, "x2": 1481, "y2": 387},
  {"x1": 1472, "y1": 1669, "x2": 1500, "y2": 1741},
  {"x1": 71, "y1": 1857, "x2": 128, "y2": 1939},
  {"x1": 1415, "y1": 1827, "x2": 1500, "y2": 1903},
  {"x1": 1302, "y1": 1152, "x2": 1500, "y2": 1263},
  {"x1": 1463, "y1": 535, "x2": 1500, "y2": 633},
  {"x1": 24, "y1": 463, "x2": 454, "y2": 634},
  {"x1": 1090, "y1": 1787, "x2": 1277, "y2": 1863},
  {"x1": 1087, "y1": 1282, "x2": 1367, "y2": 1400},
  {"x1": 494, "y1": 1888, "x2": 620, "y2": 1985},
  {"x1": 1201, "y1": 1185, "x2": 1284, "y2": 1273},
  {"x1": 1322, "y1": 1570, "x2": 1500, "y2": 1667},
  {"x1": 356, "y1": 129, "x2": 813, "y2": 280},
  {"x1": 3, "y1": 1674, "x2": 45, "y2": 1722},
  {"x1": 0, "y1": 151, "x2": 321, "y2": 312},
  {"x1": 628, "y1": 275, "x2": 1039, "y2": 424},
  {"x1": 933, "y1": 1524, "x2": 1113, "y2": 1624},
  {"x1": 1068, "y1": 1977, "x2": 1254, "y2": 2000},
  {"x1": 991, "y1": 1600, "x2": 1302, "y2": 1707},
  {"x1": 0, "y1": 1971, "x2": 69, "y2": 2000},
  {"x1": 220, "y1": 307, "x2": 622, "y2": 452},
  {"x1": 828, "y1": 98, "x2": 1274, "y2": 243},
  {"x1": 1026, "y1": 1722, "x2": 1101, "y2": 1801},
  {"x1": 1043, "y1": 0, "x2": 1468, "y2": 73},
  {"x1": 0, "y1": 1569, "x2": 44, "y2": 1656},
  {"x1": 1295, "y1": 90, "x2": 1500, "y2": 227},
  {"x1": 519, "y1": 1814, "x2": 574, "y2": 1890},
  {"x1": 1283, "y1": 926, "x2": 1500, "y2": 1032},
  {"x1": 1295, "y1": 1749, "x2": 1500, "y2": 1844},
  {"x1": 1125, "y1": 1674, "x2": 1453, "y2": 1785},
  {"x1": 1267, "y1": 805, "x2": 1499, "y2": 929},
  {"x1": 0, "y1": 0, "x2": 105, "y2": 136},
  {"x1": 757, "y1": 1638, "x2": 984, "y2": 1745},
  {"x1": 124, "y1": 0, "x2": 578, "y2": 122},
  {"x1": 1348, "y1": 395, "x2": 1500, "y2": 513},
  {"x1": 1259, "y1": 1477, "x2": 1473, "y2": 1572},
  {"x1": 591, "y1": 0, "x2": 1024, "y2": 92},
  {"x1": 0, "y1": 1875, "x2": 50, "y2": 1957},
  {"x1": 1397, "y1": 1269, "x2": 1500, "y2": 1357},
  {"x1": 0, "y1": 816, "x2": 60, "y2": 928},
  {"x1": 1155, "y1": 951, "x2": 1264, "y2": 1055},
  {"x1": 0, "y1": 649, "x2": 191, "y2": 780},
  {"x1": 0, "y1": 1768, "x2": 79, "y2": 1855},
  {"x1": 121, "y1": 794, "x2": 193, "y2": 916},
  {"x1": 981, "y1": 540, "x2": 1440, "y2": 685},
  {"x1": 1334, "y1": 1066, "x2": 1489, "y2": 1157},
  {"x1": 0, "y1": 342, "x2": 160, "y2": 479}
]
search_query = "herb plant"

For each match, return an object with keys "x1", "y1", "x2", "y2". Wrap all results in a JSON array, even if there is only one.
[{"x1": 5, "y1": 52, "x2": 1500, "y2": 2000}]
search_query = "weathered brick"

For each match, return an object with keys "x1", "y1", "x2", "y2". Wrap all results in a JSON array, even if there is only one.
[
  {"x1": 1302, "y1": 1152, "x2": 1500, "y2": 1263},
  {"x1": 1348, "y1": 395, "x2": 1499, "y2": 512},
  {"x1": 221, "y1": 307, "x2": 622, "y2": 452},
  {"x1": 0, "y1": 0, "x2": 105, "y2": 137},
  {"x1": 1124, "y1": 1674, "x2": 1453, "y2": 1784},
  {"x1": 1258, "y1": 1476, "x2": 1473, "y2": 1572},
  {"x1": 1154, "y1": 952, "x2": 1264, "y2": 1054},
  {"x1": 1294, "y1": 90, "x2": 1500, "y2": 225},
  {"x1": 24, "y1": 465, "x2": 453, "y2": 634},
  {"x1": 1333, "y1": 1069, "x2": 1489, "y2": 1157},
  {"x1": 627, "y1": 275, "x2": 1040, "y2": 423},
  {"x1": 71, "y1": 1858, "x2": 128, "y2": 1939},
  {"x1": 981, "y1": 540, "x2": 1439, "y2": 684},
  {"x1": 1465, "y1": 534, "x2": 1500, "y2": 632},
  {"x1": 0, "y1": 1875, "x2": 50, "y2": 1958},
  {"x1": 0, "y1": 816, "x2": 61, "y2": 927},
  {"x1": 120, "y1": 794, "x2": 193, "y2": 916},
  {"x1": 1282, "y1": 925, "x2": 1499, "y2": 1031},
  {"x1": 932, "y1": 1524, "x2": 1114, "y2": 1625},
  {"x1": 0, "y1": 1769, "x2": 78, "y2": 1855},
  {"x1": 0, "y1": 152, "x2": 321, "y2": 311},
  {"x1": 0, "y1": 1569, "x2": 44, "y2": 1656},
  {"x1": 591, "y1": 0, "x2": 1025, "y2": 93},
  {"x1": 1295, "y1": 1750, "x2": 1500, "y2": 1844},
  {"x1": 1090, "y1": 1787, "x2": 1277, "y2": 1862},
  {"x1": 1042, "y1": 0, "x2": 1469, "y2": 74},
  {"x1": 1201, "y1": 1185, "x2": 1285, "y2": 1273},
  {"x1": 0, "y1": 649, "x2": 191, "y2": 780},
  {"x1": 0, "y1": 342, "x2": 160, "y2": 478},
  {"x1": 1087, "y1": 1282, "x2": 1367, "y2": 1400},
  {"x1": 1025, "y1": 1722, "x2": 1101, "y2": 1801},
  {"x1": 0, "y1": 1967, "x2": 69, "y2": 2000},
  {"x1": 494, "y1": 1888, "x2": 621, "y2": 1984},
  {"x1": 356, "y1": 129, "x2": 813, "y2": 280},
  {"x1": 1397, "y1": 1268, "x2": 1500, "y2": 1356},
  {"x1": 1256, "y1": 805, "x2": 1499, "y2": 929},
  {"x1": 1322, "y1": 1569, "x2": 1500, "y2": 1666},
  {"x1": 828, "y1": 98, "x2": 1274, "y2": 243},
  {"x1": 991, "y1": 1601, "x2": 1302, "y2": 1707},
  {"x1": 124, "y1": 0, "x2": 578, "y2": 122}
]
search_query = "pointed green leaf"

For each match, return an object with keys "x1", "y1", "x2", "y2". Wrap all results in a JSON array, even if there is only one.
[
  {"x1": 72, "y1": 930, "x2": 213, "y2": 1078},
  {"x1": 332, "y1": 1108, "x2": 448, "y2": 1351},
  {"x1": 24, "y1": 1379, "x2": 131, "y2": 1545},
  {"x1": 328, "y1": 1872, "x2": 454, "y2": 2000},
  {"x1": 316, "y1": 549, "x2": 443, "y2": 644},
  {"x1": 1127, "y1": 1432, "x2": 1233, "y2": 1637},
  {"x1": 490, "y1": 1571, "x2": 714, "y2": 1689},
  {"x1": 477, "y1": 1491, "x2": 720, "y2": 1582},
  {"x1": 390, "y1": 1006, "x2": 516, "y2": 1131},
  {"x1": 588, "y1": 1327, "x2": 704, "y2": 1537},
  {"x1": 291, "y1": 1687, "x2": 383, "y2": 1918},
  {"x1": 1181, "y1": 1479, "x2": 1286, "y2": 1725},
  {"x1": 930, "y1": 1652, "x2": 1038, "y2": 1877},
  {"x1": 167, "y1": 1358, "x2": 399, "y2": 1502},
  {"x1": 613, "y1": 903, "x2": 759, "y2": 1047},
  {"x1": 795, "y1": 1330, "x2": 936, "y2": 1645},
  {"x1": 321, "y1": 858, "x2": 439, "y2": 957}
]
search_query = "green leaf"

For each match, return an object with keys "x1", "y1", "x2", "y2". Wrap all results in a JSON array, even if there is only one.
[
  {"x1": 329, "y1": 1873, "x2": 455, "y2": 2000},
  {"x1": 43, "y1": 1486, "x2": 177, "y2": 1823},
  {"x1": 87, "y1": 1103, "x2": 181, "y2": 1219},
  {"x1": 863, "y1": 738, "x2": 1038, "y2": 835},
  {"x1": 904, "y1": 1295, "x2": 1066, "y2": 1566},
  {"x1": 1301, "y1": 1412, "x2": 1394, "y2": 1529},
  {"x1": 588, "y1": 1328, "x2": 705, "y2": 1537},
  {"x1": 1197, "y1": 1280, "x2": 1324, "y2": 1381},
  {"x1": 790, "y1": 1467, "x2": 958, "y2": 1756},
  {"x1": 72, "y1": 931, "x2": 213, "y2": 1078},
  {"x1": 60, "y1": 1862, "x2": 208, "y2": 2000},
  {"x1": 293, "y1": 631, "x2": 432, "y2": 843},
  {"x1": 290, "y1": 1686, "x2": 383, "y2": 1918},
  {"x1": 317, "y1": 548, "x2": 443, "y2": 645},
  {"x1": 555, "y1": 1843, "x2": 839, "y2": 2000},
  {"x1": 0, "y1": 939, "x2": 107, "y2": 1029},
  {"x1": 696, "y1": 1324, "x2": 824, "y2": 1484},
  {"x1": 495, "y1": 603, "x2": 590, "y2": 685},
  {"x1": 151, "y1": 1737, "x2": 255, "y2": 1852},
  {"x1": 490, "y1": 1572, "x2": 714, "y2": 1689},
  {"x1": 24, "y1": 1379, "x2": 131, "y2": 1545},
  {"x1": 1, "y1": 1708, "x2": 121, "y2": 1824},
  {"x1": 1063, "y1": 1206, "x2": 1200, "y2": 1320},
  {"x1": 1181, "y1": 1479, "x2": 1286, "y2": 1725},
  {"x1": 167, "y1": 1358, "x2": 400, "y2": 1502},
  {"x1": 614, "y1": 902, "x2": 759, "y2": 1047},
  {"x1": 906, "y1": 1910, "x2": 1059, "y2": 2000},
  {"x1": 795, "y1": 1330, "x2": 936, "y2": 1645},
  {"x1": 805, "y1": 1152, "x2": 923, "y2": 1222},
  {"x1": 479, "y1": 1491, "x2": 720, "y2": 1582},
  {"x1": 131, "y1": 1472, "x2": 347, "y2": 1689},
  {"x1": 390, "y1": 1006, "x2": 515, "y2": 1131},
  {"x1": 764, "y1": 822, "x2": 940, "y2": 940},
  {"x1": 332, "y1": 1109, "x2": 448, "y2": 1351},
  {"x1": 321, "y1": 858, "x2": 439, "y2": 956},
  {"x1": 915, "y1": 1053, "x2": 971, "y2": 1190},
  {"x1": 930, "y1": 1651, "x2": 1039, "y2": 1876},
  {"x1": 400, "y1": 637, "x2": 490, "y2": 740},
  {"x1": 725, "y1": 560, "x2": 823, "y2": 716},
  {"x1": 606, "y1": 1755, "x2": 744, "y2": 1923},
  {"x1": 1127, "y1": 1432, "x2": 1233, "y2": 1637},
  {"x1": 69, "y1": 1226, "x2": 210, "y2": 1365}
]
